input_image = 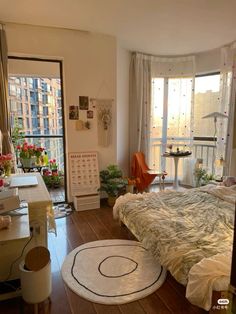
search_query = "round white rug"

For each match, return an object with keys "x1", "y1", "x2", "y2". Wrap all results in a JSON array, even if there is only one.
[{"x1": 61, "y1": 239, "x2": 166, "y2": 304}]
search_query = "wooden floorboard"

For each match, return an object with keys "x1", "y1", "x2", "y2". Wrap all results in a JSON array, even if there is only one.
[{"x1": 0, "y1": 205, "x2": 208, "y2": 314}]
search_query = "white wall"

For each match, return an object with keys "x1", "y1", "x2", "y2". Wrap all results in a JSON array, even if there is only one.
[
  {"x1": 5, "y1": 23, "x2": 117, "y2": 201},
  {"x1": 195, "y1": 48, "x2": 220, "y2": 74},
  {"x1": 116, "y1": 44, "x2": 130, "y2": 176}
]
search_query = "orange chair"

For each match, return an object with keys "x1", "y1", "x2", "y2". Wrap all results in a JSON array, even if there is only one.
[{"x1": 131, "y1": 152, "x2": 167, "y2": 192}]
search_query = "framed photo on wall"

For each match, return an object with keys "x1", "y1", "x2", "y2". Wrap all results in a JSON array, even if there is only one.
[
  {"x1": 69, "y1": 105, "x2": 79, "y2": 120},
  {"x1": 87, "y1": 110, "x2": 94, "y2": 119},
  {"x1": 79, "y1": 96, "x2": 89, "y2": 110}
]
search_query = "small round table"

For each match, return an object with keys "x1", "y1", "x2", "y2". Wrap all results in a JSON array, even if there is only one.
[{"x1": 163, "y1": 153, "x2": 191, "y2": 190}]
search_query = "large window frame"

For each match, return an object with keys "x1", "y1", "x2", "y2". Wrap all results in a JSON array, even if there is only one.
[
  {"x1": 150, "y1": 71, "x2": 223, "y2": 177},
  {"x1": 8, "y1": 56, "x2": 68, "y2": 203}
]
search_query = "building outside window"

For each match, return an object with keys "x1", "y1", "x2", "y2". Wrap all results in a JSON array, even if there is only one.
[{"x1": 9, "y1": 77, "x2": 64, "y2": 171}]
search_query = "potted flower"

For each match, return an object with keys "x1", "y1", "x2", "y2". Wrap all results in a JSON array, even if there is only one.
[
  {"x1": 0, "y1": 154, "x2": 13, "y2": 177},
  {"x1": 42, "y1": 169, "x2": 62, "y2": 189},
  {"x1": 49, "y1": 159, "x2": 58, "y2": 175},
  {"x1": 16, "y1": 142, "x2": 44, "y2": 168},
  {"x1": 98, "y1": 164, "x2": 127, "y2": 207}
]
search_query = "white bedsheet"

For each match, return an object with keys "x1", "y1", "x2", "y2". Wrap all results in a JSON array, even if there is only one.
[{"x1": 186, "y1": 251, "x2": 232, "y2": 311}]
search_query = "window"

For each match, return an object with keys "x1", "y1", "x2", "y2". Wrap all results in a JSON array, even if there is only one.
[
  {"x1": 150, "y1": 73, "x2": 229, "y2": 179},
  {"x1": 194, "y1": 74, "x2": 221, "y2": 138},
  {"x1": 150, "y1": 77, "x2": 193, "y2": 178},
  {"x1": 9, "y1": 76, "x2": 64, "y2": 169}
]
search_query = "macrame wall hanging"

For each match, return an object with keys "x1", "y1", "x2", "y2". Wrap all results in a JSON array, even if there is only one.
[{"x1": 91, "y1": 98, "x2": 113, "y2": 147}]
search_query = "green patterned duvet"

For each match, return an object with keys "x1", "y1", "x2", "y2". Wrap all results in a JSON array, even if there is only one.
[{"x1": 113, "y1": 185, "x2": 235, "y2": 285}]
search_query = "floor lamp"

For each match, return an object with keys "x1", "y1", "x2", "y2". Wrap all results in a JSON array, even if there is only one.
[{"x1": 202, "y1": 112, "x2": 228, "y2": 175}]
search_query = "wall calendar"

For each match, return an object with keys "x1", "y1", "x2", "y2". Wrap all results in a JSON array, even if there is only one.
[{"x1": 69, "y1": 152, "x2": 100, "y2": 196}]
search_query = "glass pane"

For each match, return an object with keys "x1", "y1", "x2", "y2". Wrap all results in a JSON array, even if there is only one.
[
  {"x1": 9, "y1": 77, "x2": 63, "y2": 136},
  {"x1": 194, "y1": 74, "x2": 221, "y2": 137}
]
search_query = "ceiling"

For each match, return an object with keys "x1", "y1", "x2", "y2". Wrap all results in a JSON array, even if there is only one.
[{"x1": 0, "y1": 0, "x2": 236, "y2": 55}]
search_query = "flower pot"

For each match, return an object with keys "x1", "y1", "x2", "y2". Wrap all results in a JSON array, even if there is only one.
[
  {"x1": 107, "y1": 195, "x2": 117, "y2": 207},
  {"x1": 21, "y1": 157, "x2": 37, "y2": 168}
]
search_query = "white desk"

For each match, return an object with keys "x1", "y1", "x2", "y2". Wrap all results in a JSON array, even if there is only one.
[
  {"x1": 163, "y1": 154, "x2": 191, "y2": 190},
  {"x1": 0, "y1": 173, "x2": 55, "y2": 283}
]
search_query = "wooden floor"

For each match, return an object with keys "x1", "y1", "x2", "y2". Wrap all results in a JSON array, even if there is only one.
[{"x1": 1, "y1": 203, "x2": 209, "y2": 314}]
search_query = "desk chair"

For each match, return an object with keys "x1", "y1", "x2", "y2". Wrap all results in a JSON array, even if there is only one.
[{"x1": 131, "y1": 152, "x2": 167, "y2": 192}]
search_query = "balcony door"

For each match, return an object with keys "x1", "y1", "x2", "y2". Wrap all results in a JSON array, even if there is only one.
[{"x1": 8, "y1": 57, "x2": 67, "y2": 203}]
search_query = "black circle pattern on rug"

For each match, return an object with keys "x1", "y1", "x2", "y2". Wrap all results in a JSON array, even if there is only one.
[
  {"x1": 62, "y1": 240, "x2": 166, "y2": 304},
  {"x1": 98, "y1": 255, "x2": 138, "y2": 278}
]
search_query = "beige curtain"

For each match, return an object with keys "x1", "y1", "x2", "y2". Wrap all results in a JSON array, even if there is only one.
[
  {"x1": 0, "y1": 25, "x2": 12, "y2": 155},
  {"x1": 220, "y1": 44, "x2": 236, "y2": 175},
  {"x1": 129, "y1": 53, "x2": 151, "y2": 165}
]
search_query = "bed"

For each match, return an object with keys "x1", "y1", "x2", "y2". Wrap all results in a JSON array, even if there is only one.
[{"x1": 113, "y1": 184, "x2": 235, "y2": 310}]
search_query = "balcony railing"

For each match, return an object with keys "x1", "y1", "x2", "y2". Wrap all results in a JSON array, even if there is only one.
[{"x1": 150, "y1": 137, "x2": 216, "y2": 176}]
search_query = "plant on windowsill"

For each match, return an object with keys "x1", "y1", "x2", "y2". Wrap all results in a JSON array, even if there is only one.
[
  {"x1": 98, "y1": 164, "x2": 127, "y2": 207},
  {"x1": 194, "y1": 168, "x2": 214, "y2": 187},
  {"x1": 42, "y1": 169, "x2": 62, "y2": 189},
  {"x1": 17, "y1": 142, "x2": 44, "y2": 168}
]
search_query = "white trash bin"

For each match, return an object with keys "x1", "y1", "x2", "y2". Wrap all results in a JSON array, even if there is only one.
[{"x1": 19, "y1": 247, "x2": 51, "y2": 314}]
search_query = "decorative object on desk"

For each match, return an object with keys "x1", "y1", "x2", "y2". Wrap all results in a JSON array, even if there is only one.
[
  {"x1": 0, "y1": 215, "x2": 11, "y2": 230},
  {"x1": 98, "y1": 164, "x2": 127, "y2": 207},
  {"x1": 0, "y1": 153, "x2": 13, "y2": 177}
]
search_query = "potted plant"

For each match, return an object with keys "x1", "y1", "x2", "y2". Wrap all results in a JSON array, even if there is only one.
[
  {"x1": 49, "y1": 159, "x2": 58, "y2": 175},
  {"x1": 16, "y1": 142, "x2": 44, "y2": 167},
  {"x1": 98, "y1": 164, "x2": 127, "y2": 207},
  {"x1": 0, "y1": 154, "x2": 13, "y2": 177},
  {"x1": 42, "y1": 169, "x2": 62, "y2": 189},
  {"x1": 194, "y1": 168, "x2": 214, "y2": 187}
]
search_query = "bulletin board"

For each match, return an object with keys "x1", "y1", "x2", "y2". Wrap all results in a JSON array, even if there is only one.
[{"x1": 69, "y1": 152, "x2": 100, "y2": 196}]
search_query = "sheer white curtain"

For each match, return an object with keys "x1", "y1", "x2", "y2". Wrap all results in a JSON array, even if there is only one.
[
  {"x1": 219, "y1": 43, "x2": 236, "y2": 175},
  {"x1": 129, "y1": 53, "x2": 151, "y2": 163},
  {"x1": 150, "y1": 56, "x2": 196, "y2": 184}
]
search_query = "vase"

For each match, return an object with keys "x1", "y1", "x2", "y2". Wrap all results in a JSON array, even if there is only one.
[
  {"x1": 20, "y1": 157, "x2": 37, "y2": 168},
  {"x1": 3, "y1": 166, "x2": 11, "y2": 177}
]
